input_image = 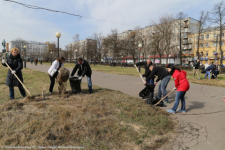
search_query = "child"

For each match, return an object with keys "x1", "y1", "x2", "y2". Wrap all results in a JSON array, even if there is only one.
[{"x1": 166, "y1": 64, "x2": 190, "y2": 114}]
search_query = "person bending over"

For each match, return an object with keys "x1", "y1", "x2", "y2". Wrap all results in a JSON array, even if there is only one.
[
  {"x1": 47, "y1": 57, "x2": 65, "y2": 94},
  {"x1": 135, "y1": 58, "x2": 155, "y2": 95},
  {"x1": 145, "y1": 65, "x2": 171, "y2": 104},
  {"x1": 71, "y1": 57, "x2": 93, "y2": 94},
  {"x1": 204, "y1": 65, "x2": 216, "y2": 79},
  {"x1": 166, "y1": 64, "x2": 190, "y2": 114}
]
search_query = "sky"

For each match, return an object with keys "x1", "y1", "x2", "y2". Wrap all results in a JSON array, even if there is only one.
[{"x1": 0, "y1": 0, "x2": 223, "y2": 52}]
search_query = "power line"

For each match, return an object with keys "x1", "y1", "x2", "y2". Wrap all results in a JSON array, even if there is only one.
[{"x1": 4, "y1": 0, "x2": 133, "y2": 27}]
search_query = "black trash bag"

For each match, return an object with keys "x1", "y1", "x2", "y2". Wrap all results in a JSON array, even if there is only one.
[
  {"x1": 139, "y1": 84, "x2": 154, "y2": 98},
  {"x1": 145, "y1": 95, "x2": 164, "y2": 107},
  {"x1": 69, "y1": 77, "x2": 81, "y2": 94},
  {"x1": 201, "y1": 70, "x2": 206, "y2": 74}
]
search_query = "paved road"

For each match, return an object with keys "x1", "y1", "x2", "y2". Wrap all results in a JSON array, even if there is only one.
[{"x1": 26, "y1": 63, "x2": 225, "y2": 150}]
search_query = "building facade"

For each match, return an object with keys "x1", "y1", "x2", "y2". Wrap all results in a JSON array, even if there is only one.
[{"x1": 9, "y1": 40, "x2": 49, "y2": 60}]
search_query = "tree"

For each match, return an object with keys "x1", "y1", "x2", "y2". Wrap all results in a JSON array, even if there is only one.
[
  {"x1": 102, "y1": 29, "x2": 122, "y2": 62},
  {"x1": 12, "y1": 38, "x2": 28, "y2": 59},
  {"x1": 196, "y1": 11, "x2": 209, "y2": 59},
  {"x1": 175, "y1": 12, "x2": 187, "y2": 66},
  {"x1": 210, "y1": 0, "x2": 225, "y2": 65}
]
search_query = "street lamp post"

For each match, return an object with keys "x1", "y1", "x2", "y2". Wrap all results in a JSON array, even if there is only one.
[
  {"x1": 51, "y1": 52, "x2": 53, "y2": 65},
  {"x1": 23, "y1": 45, "x2": 27, "y2": 68},
  {"x1": 75, "y1": 49, "x2": 77, "y2": 63},
  {"x1": 121, "y1": 56, "x2": 123, "y2": 67},
  {"x1": 138, "y1": 43, "x2": 142, "y2": 72},
  {"x1": 55, "y1": 32, "x2": 61, "y2": 58},
  {"x1": 36, "y1": 53, "x2": 38, "y2": 65}
]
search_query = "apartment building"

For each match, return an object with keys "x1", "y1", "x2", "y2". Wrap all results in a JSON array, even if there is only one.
[
  {"x1": 68, "y1": 39, "x2": 97, "y2": 62},
  {"x1": 189, "y1": 27, "x2": 225, "y2": 64},
  {"x1": 115, "y1": 17, "x2": 200, "y2": 64}
]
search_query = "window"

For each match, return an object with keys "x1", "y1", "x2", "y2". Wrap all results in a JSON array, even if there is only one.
[
  {"x1": 196, "y1": 52, "x2": 198, "y2": 56},
  {"x1": 201, "y1": 35, "x2": 204, "y2": 40},
  {"x1": 206, "y1": 43, "x2": 209, "y2": 47},
  {"x1": 189, "y1": 44, "x2": 192, "y2": 49},
  {"x1": 201, "y1": 44, "x2": 204, "y2": 48},
  {"x1": 214, "y1": 34, "x2": 217, "y2": 38},
  {"x1": 206, "y1": 34, "x2": 209, "y2": 39},
  {"x1": 222, "y1": 33, "x2": 224, "y2": 37},
  {"x1": 196, "y1": 44, "x2": 198, "y2": 48},
  {"x1": 206, "y1": 52, "x2": 208, "y2": 57},
  {"x1": 189, "y1": 37, "x2": 192, "y2": 42},
  {"x1": 196, "y1": 36, "x2": 199, "y2": 40},
  {"x1": 213, "y1": 42, "x2": 217, "y2": 47},
  {"x1": 222, "y1": 42, "x2": 224, "y2": 46},
  {"x1": 201, "y1": 52, "x2": 203, "y2": 56}
]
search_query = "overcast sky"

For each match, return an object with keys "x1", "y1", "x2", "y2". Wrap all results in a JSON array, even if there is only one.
[{"x1": 0, "y1": 0, "x2": 222, "y2": 52}]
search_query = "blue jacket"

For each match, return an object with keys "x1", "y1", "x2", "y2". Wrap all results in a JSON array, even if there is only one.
[{"x1": 205, "y1": 65, "x2": 215, "y2": 73}]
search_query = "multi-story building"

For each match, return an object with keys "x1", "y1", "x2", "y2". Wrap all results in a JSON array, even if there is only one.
[
  {"x1": 115, "y1": 17, "x2": 200, "y2": 64},
  {"x1": 189, "y1": 26, "x2": 225, "y2": 64},
  {"x1": 9, "y1": 40, "x2": 49, "y2": 60},
  {"x1": 68, "y1": 39, "x2": 97, "y2": 62}
]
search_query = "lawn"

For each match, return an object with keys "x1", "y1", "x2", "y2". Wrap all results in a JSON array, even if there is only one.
[
  {"x1": 0, "y1": 65, "x2": 176, "y2": 150},
  {"x1": 42, "y1": 62, "x2": 225, "y2": 87}
]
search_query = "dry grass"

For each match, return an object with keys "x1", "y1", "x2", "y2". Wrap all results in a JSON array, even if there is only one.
[{"x1": 0, "y1": 65, "x2": 176, "y2": 149}]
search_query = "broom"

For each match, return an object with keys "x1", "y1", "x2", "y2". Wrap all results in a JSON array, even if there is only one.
[{"x1": 4, "y1": 62, "x2": 35, "y2": 100}]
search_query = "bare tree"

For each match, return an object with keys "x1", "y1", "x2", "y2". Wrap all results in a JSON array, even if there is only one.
[
  {"x1": 210, "y1": 0, "x2": 225, "y2": 65},
  {"x1": 12, "y1": 38, "x2": 28, "y2": 59},
  {"x1": 102, "y1": 29, "x2": 122, "y2": 62},
  {"x1": 195, "y1": 11, "x2": 209, "y2": 59},
  {"x1": 175, "y1": 12, "x2": 187, "y2": 66}
]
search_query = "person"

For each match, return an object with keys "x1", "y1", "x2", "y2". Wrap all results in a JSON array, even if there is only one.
[
  {"x1": 135, "y1": 58, "x2": 155, "y2": 96},
  {"x1": 71, "y1": 57, "x2": 93, "y2": 94},
  {"x1": 214, "y1": 62, "x2": 219, "y2": 77},
  {"x1": 205, "y1": 61, "x2": 210, "y2": 70},
  {"x1": 1, "y1": 47, "x2": 26, "y2": 100},
  {"x1": 166, "y1": 64, "x2": 190, "y2": 114},
  {"x1": 193, "y1": 59, "x2": 200, "y2": 79},
  {"x1": 144, "y1": 65, "x2": 171, "y2": 104},
  {"x1": 47, "y1": 57, "x2": 65, "y2": 94},
  {"x1": 204, "y1": 65, "x2": 216, "y2": 79}
]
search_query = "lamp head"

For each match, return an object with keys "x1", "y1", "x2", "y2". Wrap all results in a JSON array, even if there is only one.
[{"x1": 55, "y1": 32, "x2": 61, "y2": 38}]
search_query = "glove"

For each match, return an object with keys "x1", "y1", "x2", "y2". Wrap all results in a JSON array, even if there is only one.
[
  {"x1": 193, "y1": 67, "x2": 195, "y2": 69},
  {"x1": 78, "y1": 76, "x2": 82, "y2": 80},
  {"x1": 69, "y1": 76, "x2": 73, "y2": 78},
  {"x1": 134, "y1": 65, "x2": 136, "y2": 67},
  {"x1": 58, "y1": 71, "x2": 60, "y2": 73},
  {"x1": 11, "y1": 70, "x2": 16, "y2": 74},
  {"x1": 173, "y1": 87, "x2": 177, "y2": 90},
  {"x1": 2, "y1": 59, "x2": 5, "y2": 64}
]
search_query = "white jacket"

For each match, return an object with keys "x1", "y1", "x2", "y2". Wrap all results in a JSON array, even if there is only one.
[
  {"x1": 48, "y1": 60, "x2": 64, "y2": 77},
  {"x1": 205, "y1": 64, "x2": 210, "y2": 70}
]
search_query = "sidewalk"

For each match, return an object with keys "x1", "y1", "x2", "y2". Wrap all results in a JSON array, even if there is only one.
[{"x1": 26, "y1": 63, "x2": 225, "y2": 150}]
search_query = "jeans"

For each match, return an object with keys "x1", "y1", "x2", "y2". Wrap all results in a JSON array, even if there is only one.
[
  {"x1": 204, "y1": 71, "x2": 211, "y2": 79},
  {"x1": 79, "y1": 76, "x2": 93, "y2": 93},
  {"x1": 49, "y1": 75, "x2": 55, "y2": 92},
  {"x1": 157, "y1": 75, "x2": 171, "y2": 102},
  {"x1": 172, "y1": 91, "x2": 186, "y2": 111},
  {"x1": 9, "y1": 86, "x2": 26, "y2": 99},
  {"x1": 146, "y1": 79, "x2": 154, "y2": 94}
]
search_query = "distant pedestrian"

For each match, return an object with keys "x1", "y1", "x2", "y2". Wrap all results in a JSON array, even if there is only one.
[
  {"x1": 204, "y1": 65, "x2": 216, "y2": 79},
  {"x1": 193, "y1": 59, "x2": 200, "y2": 79},
  {"x1": 166, "y1": 64, "x2": 189, "y2": 114},
  {"x1": 145, "y1": 65, "x2": 171, "y2": 104}
]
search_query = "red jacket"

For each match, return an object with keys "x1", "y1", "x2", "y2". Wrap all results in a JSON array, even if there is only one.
[{"x1": 172, "y1": 70, "x2": 190, "y2": 91}]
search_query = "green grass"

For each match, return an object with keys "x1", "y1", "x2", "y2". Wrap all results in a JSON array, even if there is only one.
[{"x1": 0, "y1": 65, "x2": 176, "y2": 149}]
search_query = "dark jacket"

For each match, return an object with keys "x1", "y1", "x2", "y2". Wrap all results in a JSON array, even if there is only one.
[
  {"x1": 2, "y1": 54, "x2": 24, "y2": 87},
  {"x1": 71, "y1": 60, "x2": 92, "y2": 77},
  {"x1": 146, "y1": 66, "x2": 169, "y2": 82},
  {"x1": 193, "y1": 61, "x2": 200, "y2": 69},
  {"x1": 135, "y1": 61, "x2": 154, "y2": 79},
  {"x1": 205, "y1": 65, "x2": 216, "y2": 73}
]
